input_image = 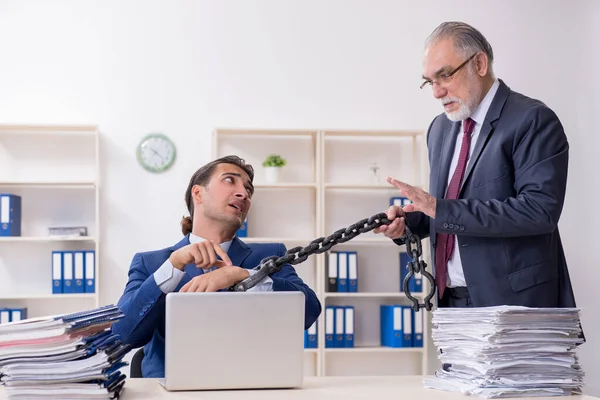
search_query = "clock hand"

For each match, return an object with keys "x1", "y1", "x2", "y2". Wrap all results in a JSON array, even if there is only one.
[{"x1": 150, "y1": 148, "x2": 165, "y2": 161}]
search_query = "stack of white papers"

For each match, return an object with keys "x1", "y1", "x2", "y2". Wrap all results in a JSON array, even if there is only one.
[
  {"x1": 0, "y1": 305, "x2": 130, "y2": 399},
  {"x1": 423, "y1": 306, "x2": 584, "y2": 398}
]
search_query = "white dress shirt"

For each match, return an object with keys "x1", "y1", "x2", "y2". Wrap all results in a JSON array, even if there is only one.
[
  {"x1": 446, "y1": 79, "x2": 500, "y2": 288},
  {"x1": 153, "y1": 233, "x2": 274, "y2": 293}
]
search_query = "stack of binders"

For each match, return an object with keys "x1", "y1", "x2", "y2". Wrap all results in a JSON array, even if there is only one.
[
  {"x1": 0, "y1": 308, "x2": 27, "y2": 324},
  {"x1": 326, "y1": 251, "x2": 358, "y2": 293},
  {"x1": 0, "y1": 305, "x2": 130, "y2": 399},
  {"x1": 380, "y1": 305, "x2": 424, "y2": 348},
  {"x1": 399, "y1": 252, "x2": 422, "y2": 293},
  {"x1": 324, "y1": 306, "x2": 354, "y2": 348},
  {"x1": 52, "y1": 250, "x2": 96, "y2": 294},
  {"x1": 304, "y1": 320, "x2": 317, "y2": 349},
  {"x1": 390, "y1": 196, "x2": 411, "y2": 208}
]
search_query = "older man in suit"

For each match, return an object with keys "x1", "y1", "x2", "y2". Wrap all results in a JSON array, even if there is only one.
[
  {"x1": 375, "y1": 22, "x2": 577, "y2": 309},
  {"x1": 112, "y1": 155, "x2": 321, "y2": 377}
]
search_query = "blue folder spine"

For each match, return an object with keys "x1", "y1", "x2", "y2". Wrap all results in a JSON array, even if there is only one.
[
  {"x1": 0, "y1": 194, "x2": 22, "y2": 237},
  {"x1": 85, "y1": 250, "x2": 96, "y2": 293},
  {"x1": 52, "y1": 251, "x2": 63, "y2": 294}
]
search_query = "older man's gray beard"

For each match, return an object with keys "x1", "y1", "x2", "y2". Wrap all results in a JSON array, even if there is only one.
[{"x1": 441, "y1": 97, "x2": 474, "y2": 122}]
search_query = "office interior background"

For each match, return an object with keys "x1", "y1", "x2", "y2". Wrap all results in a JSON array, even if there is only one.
[{"x1": 0, "y1": 0, "x2": 598, "y2": 395}]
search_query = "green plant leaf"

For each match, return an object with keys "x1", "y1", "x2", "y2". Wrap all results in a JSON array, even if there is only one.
[{"x1": 262, "y1": 154, "x2": 286, "y2": 167}]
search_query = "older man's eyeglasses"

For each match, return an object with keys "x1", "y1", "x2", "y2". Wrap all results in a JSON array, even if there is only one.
[{"x1": 420, "y1": 53, "x2": 478, "y2": 89}]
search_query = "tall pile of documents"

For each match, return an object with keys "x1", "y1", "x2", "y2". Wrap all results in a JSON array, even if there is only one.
[
  {"x1": 0, "y1": 304, "x2": 130, "y2": 399},
  {"x1": 424, "y1": 306, "x2": 584, "y2": 398}
]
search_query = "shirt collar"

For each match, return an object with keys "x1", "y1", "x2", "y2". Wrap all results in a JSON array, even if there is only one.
[
  {"x1": 189, "y1": 232, "x2": 233, "y2": 253},
  {"x1": 469, "y1": 79, "x2": 500, "y2": 126}
]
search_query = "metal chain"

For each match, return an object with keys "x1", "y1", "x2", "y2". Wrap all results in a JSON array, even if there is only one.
[{"x1": 229, "y1": 212, "x2": 435, "y2": 312}]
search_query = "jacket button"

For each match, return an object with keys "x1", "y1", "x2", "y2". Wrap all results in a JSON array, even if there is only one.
[
  {"x1": 139, "y1": 311, "x2": 144, "y2": 316},
  {"x1": 443, "y1": 223, "x2": 449, "y2": 228}
]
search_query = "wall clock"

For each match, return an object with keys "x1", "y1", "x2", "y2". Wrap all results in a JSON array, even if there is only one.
[{"x1": 136, "y1": 133, "x2": 177, "y2": 173}]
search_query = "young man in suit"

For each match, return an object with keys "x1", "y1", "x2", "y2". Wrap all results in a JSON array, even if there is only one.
[
  {"x1": 112, "y1": 155, "x2": 321, "y2": 378},
  {"x1": 375, "y1": 21, "x2": 578, "y2": 309}
]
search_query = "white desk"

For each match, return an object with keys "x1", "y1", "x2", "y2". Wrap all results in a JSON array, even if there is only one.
[{"x1": 3, "y1": 376, "x2": 591, "y2": 400}]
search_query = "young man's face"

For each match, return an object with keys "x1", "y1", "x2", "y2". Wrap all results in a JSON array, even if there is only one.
[{"x1": 197, "y1": 163, "x2": 254, "y2": 230}]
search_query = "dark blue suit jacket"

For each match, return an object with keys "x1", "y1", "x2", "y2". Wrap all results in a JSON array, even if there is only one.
[
  {"x1": 112, "y1": 235, "x2": 321, "y2": 378},
  {"x1": 396, "y1": 79, "x2": 577, "y2": 308}
]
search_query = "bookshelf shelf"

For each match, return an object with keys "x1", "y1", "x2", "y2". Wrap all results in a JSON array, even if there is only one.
[
  {"x1": 254, "y1": 183, "x2": 317, "y2": 189},
  {"x1": 325, "y1": 346, "x2": 423, "y2": 353},
  {"x1": 0, "y1": 182, "x2": 97, "y2": 189},
  {"x1": 322, "y1": 130, "x2": 422, "y2": 138},
  {"x1": 324, "y1": 292, "x2": 417, "y2": 299},
  {"x1": 0, "y1": 236, "x2": 96, "y2": 243},
  {"x1": 212, "y1": 128, "x2": 318, "y2": 137},
  {"x1": 330, "y1": 238, "x2": 389, "y2": 244},
  {"x1": 214, "y1": 127, "x2": 431, "y2": 378},
  {"x1": 324, "y1": 184, "x2": 423, "y2": 191},
  {"x1": 0, "y1": 125, "x2": 98, "y2": 134},
  {"x1": 0, "y1": 293, "x2": 97, "y2": 300},
  {"x1": 0, "y1": 124, "x2": 101, "y2": 320},
  {"x1": 241, "y1": 237, "x2": 315, "y2": 244},
  {"x1": 324, "y1": 184, "x2": 397, "y2": 190}
]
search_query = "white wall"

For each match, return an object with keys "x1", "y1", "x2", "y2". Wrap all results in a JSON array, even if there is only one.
[
  {"x1": 0, "y1": 0, "x2": 598, "y2": 393},
  {"x1": 562, "y1": 0, "x2": 600, "y2": 395}
]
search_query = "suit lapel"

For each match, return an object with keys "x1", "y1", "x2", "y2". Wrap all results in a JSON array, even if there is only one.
[
  {"x1": 460, "y1": 79, "x2": 511, "y2": 193},
  {"x1": 436, "y1": 121, "x2": 461, "y2": 198},
  {"x1": 228, "y1": 237, "x2": 253, "y2": 268},
  {"x1": 460, "y1": 120, "x2": 493, "y2": 192},
  {"x1": 170, "y1": 235, "x2": 191, "y2": 252}
]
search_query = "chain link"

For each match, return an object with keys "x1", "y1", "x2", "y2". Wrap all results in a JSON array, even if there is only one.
[{"x1": 230, "y1": 212, "x2": 435, "y2": 312}]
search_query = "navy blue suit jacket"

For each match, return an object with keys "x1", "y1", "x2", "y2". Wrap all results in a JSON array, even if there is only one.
[
  {"x1": 396, "y1": 79, "x2": 577, "y2": 308},
  {"x1": 112, "y1": 235, "x2": 321, "y2": 378}
]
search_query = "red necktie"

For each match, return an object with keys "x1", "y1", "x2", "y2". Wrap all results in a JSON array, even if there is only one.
[{"x1": 435, "y1": 118, "x2": 475, "y2": 299}]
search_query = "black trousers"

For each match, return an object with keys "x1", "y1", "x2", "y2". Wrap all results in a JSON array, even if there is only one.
[{"x1": 438, "y1": 286, "x2": 472, "y2": 308}]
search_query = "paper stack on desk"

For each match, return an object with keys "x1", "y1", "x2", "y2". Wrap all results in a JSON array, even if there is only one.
[
  {"x1": 423, "y1": 306, "x2": 584, "y2": 398},
  {"x1": 0, "y1": 305, "x2": 130, "y2": 399}
]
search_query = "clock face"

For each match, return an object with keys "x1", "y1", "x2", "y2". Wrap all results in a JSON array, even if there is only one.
[{"x1": 136, "y1": 133, "x2": 176, "y2": 173}]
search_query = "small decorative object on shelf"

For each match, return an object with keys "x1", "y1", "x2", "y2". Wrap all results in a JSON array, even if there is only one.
[
  {"x1": 369, "y1": 162, "x2": 380, "y2": 184},
  {"x1": 48, "y1": 226, "x2": 88, "y2": 237},
  {"x1": 262, "y1": 154, "x2": 286, "y2": 184}
]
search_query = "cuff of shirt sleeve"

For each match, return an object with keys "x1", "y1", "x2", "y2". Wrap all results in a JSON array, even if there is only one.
[
  {"x1": 247, "y1": 268, "x2": 274, "y2": 291},
  {"x1": 154, "y1": 259, "x2": 186, "y2": 293}
]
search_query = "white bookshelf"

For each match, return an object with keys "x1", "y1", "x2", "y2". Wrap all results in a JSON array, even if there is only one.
[
  {"x1": 325, "y1": 346, "x2": 424, "y2": 353},
  {"x1": 213, "y1": 128, "x2": 433, "y2": 378},
  {"x1": 0, "y1": 236, "x2": 96, "y2": 243},
  {"x1": 0, "y1": 124, "x2": 101, "y2": 318}
]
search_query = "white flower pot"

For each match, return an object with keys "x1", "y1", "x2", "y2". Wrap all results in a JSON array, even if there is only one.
[{"x1": 264, "y1": 167, "x2": 281, "y2": 184}]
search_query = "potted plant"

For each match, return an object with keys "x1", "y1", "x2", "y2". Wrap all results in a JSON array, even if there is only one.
[{"x1": 262, "y1": 154, "x2": 286, "y2": 183}]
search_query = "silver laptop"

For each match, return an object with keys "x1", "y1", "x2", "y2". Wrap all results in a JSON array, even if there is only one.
[{"x1": 160, "y1": 291, "x2": 305, "y2": 391}]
